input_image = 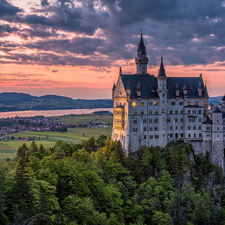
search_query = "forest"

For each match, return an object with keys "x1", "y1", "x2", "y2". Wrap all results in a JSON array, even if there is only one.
[{"x1": 0, "y1": 136, "x2": 225, "y2": 225}]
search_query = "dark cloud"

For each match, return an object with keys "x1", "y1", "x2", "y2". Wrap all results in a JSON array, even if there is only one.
[
  {"x1": 52, "y1": 70, "x2": 58, "y2": 73},
  {"x1": 1, "y1": 0, "x2": 225, "y2": 67},
  {"x1": 0, "y1": 0, "x2": 22, "y2": 17}
]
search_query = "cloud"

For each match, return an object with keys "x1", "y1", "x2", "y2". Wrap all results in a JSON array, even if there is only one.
[
  {"x1": 0, "y1": 0, "x2": 22, "y2": 18},
  {"x1": 52, "y1": 70, "x2": 58, "y2": 73}
]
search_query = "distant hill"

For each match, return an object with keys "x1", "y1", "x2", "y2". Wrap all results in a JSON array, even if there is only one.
[
  {"x1": 0, "y1": 92, "x2": 113, "y2": 112},
  {"x1": 209, "y1": 96, "x2": 224, "y2": 105}
]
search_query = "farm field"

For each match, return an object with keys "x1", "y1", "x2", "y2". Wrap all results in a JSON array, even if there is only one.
[
  {"x1": 0, "y1": 127, "x2": 112, "y2": 160},
  {"x1": 56, "y1": 113, "x2": 113, "y2": 124}
]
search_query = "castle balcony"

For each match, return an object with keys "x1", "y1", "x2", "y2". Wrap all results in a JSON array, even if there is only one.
[
  {"x1": 114, "y1": 106, "x2": 125, "y2": 130},
  {"x1": 187, "y1": 113, "x2": 197, "y2": 118}
]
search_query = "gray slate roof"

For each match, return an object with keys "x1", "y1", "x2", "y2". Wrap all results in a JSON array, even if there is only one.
[
  {"x1": 120, "y1": 74, "x2": 207, "y2": 99},
  {"x1": 202, "y1": 116, "x2": 212, "y2": 124},
  {"x1": 138, "y1": 34, "x2": 147, "y2": 55}
]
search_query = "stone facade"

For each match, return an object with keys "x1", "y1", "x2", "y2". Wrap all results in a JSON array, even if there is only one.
[{"x1": 112, "y1": 34, "x2": 225, "y2": 170}]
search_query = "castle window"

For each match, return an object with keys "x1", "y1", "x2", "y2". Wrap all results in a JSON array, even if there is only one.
[
  {"x1": 175, "y1": 110, "x2": 178, "y2": 114},
  {"x1": 144, "y1": 135, "x2": 146, "y2": 139},
  {"x1": 175, "y1": 118, "x2": 178, "y2": 122},
  {"x1": 195, "y1": 102, "x2": 199, "y2": 106},
  {"x1": 120, "y1": 92, "x2": 122, "y2": 95},
  {"x1": 181, "y1": 133, "x2": 183, "y2": 137},
  {"x1": 199, "y1": 110, "x2": 202, "y2": 114},
  {"x1": 162, "y1": 109, "x2": 165, "y2": 113},
  {"x1": 150, "y1": 135, "x2": 153, "y2": 139},
  {"x1": 188, "y1": 126, "x2": 191, "y2": 130},
  {"x1": 170, "y1": 110, "x2": 173, "y2": 114},
  {"x1": 133, "y1": 128, "x2": 137, "y2": 132},
  {"x1": 217, "y1": 135, "x2": 219, "y2": 138},
  {"x1": 154, "y1": 118, "x2": 158, "y2": 123},
  {"x1": 154, "y1": 102, "x2": 158, "y2": 106},
  {"x1": 181, "y1": 126, "x2": 183, "y2": 129},
  {"x1": 116, "y1": 102, "x2": 118, "y2": 106},
  {"x1": 176, "y1": 126, "x2": 177, "y2": 130},
  {"x1": 206, "y1": 127, "x2": 210, "y2": 131},
  {"x1": 163, "y1": 126, "x2": 164, "y2": 129},
  {"x1": 179, "y1": 102, "x2": 183, "y2": 105},
  {"x1": 198, "y1": 126, "x2": 201, "y2": 130},
  {"x1": 141, "y1": 102, "x2": 144, "y2": 106},
  {"x1": 141, "y1": 111, "x2": 144, "y2": 115},
  {"x1": 149, "y1": 118, "x2": 153, "y2": 123},
  {"x1": 199, "y1": 133, "x2": 201, "y2": 138},
  {"x1": 155, "y1": 127, "x2": 158, "y2": 131},
  {"x1": 132, "y1": 102, "x2": 137, "y2": 107},
  {"x1": 171, "y1": 102, "x2": 175, "y2": 106},
  {"x1": 163, "y1": 118, "x2": 165, "y2": 121},
  {"x1": 180, "y1": 118, "x2": 183, "y2": 122},
  {"x1": 187, "y1": 102, "x2": 191, "y2": 106},
  {"x1": 170, "y1": 126, "x2": 172, "y2": 130},
  {"x1": 217, "y1": 128, "x2": 219, "y2": 131},
  {"x1": 134, "y1": 111, "x2": 137, "y2": 115},
  {"x1": 217, "y1": 120, "x2": 219, "y2": 123},
  {"x1": 155, "y1": 135, "x2": 159, "y2": 139},
  {"x1": 199, "y1": 118, "x2": 201, "y2": 122},
  {"x1": 207, "y1": 134, "x2": 210, "y2": 137},
  {"x1": 180, "y1": 110, "x2": 183, "y2": 114},
  {"x1": 143, "y1": 127, "x2": 147, "y2": 131},
  {"x1": 154, "y1": 111, "x2": 158, "y2": 115},
  {"x1": 149, "y1": 127, "x2": 153, "y2": 131},
  {"x1": 167, "y1": 118, "x2": 171, "y2": 123},
  {"x1": 188, "y1": 134, "x2": 191, "y2": 138},
  {"x1": 194, "y1": 134, "x2": 196, "y2": 138},
  {"x1": 170, "y1": 133, "x2": 173, "y2": 137},
  {"x1": 193, "y1": 126, "x2": 196, "y2": 130},
  {"x1": 149, "y1": 110, "x2": 152, "y2": 115},
  {"x1": 188, "y1": 110, "x2": 191, "y2": 114},
  {"x1": 149, "y1": 102, "x2": 153, "y2": 106},
  {"x1": 133, "y1": 120, "x2": 137, "y2": 124},
  {"x1": 143, "y1": 119, "x2": 147, "y2": 123}
]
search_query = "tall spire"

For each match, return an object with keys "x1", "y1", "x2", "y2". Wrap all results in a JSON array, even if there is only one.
[
  {"x1": 158, "y1": 55, "x2": 166, "y2": 77},
  {"x1": 138, "y1": 30, "x2": 147, "y2": 55}
]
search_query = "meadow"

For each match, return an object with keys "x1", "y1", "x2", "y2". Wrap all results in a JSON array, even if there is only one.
[{"x1": 0, "y1": 113, "x2": 113, "y2": 160}]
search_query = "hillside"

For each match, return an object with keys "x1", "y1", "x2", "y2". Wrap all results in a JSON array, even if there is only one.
[{"x1": 0, "y1": 92, "x2": 113, "y2": 112}]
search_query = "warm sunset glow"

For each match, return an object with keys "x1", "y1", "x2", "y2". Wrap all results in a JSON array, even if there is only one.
[{"x1": 0, "y1": 0, "x2": 224, "y2": 98}]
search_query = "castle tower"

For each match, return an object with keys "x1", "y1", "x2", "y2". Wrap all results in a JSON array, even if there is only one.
[
  {"x1": 156, "y1": 56, "x2": 168, "y2": 147},
  {"x1": 135, "y1": 32, "x2": 149, "y2": 74},
  {"x1": 211, "y1": 107, "x2": 224, "y2": 169}
]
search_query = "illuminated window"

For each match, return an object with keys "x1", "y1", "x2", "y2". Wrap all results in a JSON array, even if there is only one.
[
  {"x1": 141, "y1": 102, "x2": 144, "y2": 106},
  {"x1": 187, "y1": 102, "x2": 191, "y2": 106},
  {"x1": 134, "y1": 111, "x2": 137, "y2": 115},
  {"x1": 141, "y1": 111, "x2": 144, "y2": 115},
  {"x1": 163, "y1": 126, "x2": 164, "y2": 129},
  {"x1": 132, "y1": 102, "x2": 137, "y2": 107},
  {"x1": 154, "y1": 102, "x2": 158, "y2": 106},
  {"x1": 133, "y1": 128, "x2": 137, "y2": 132},
  {"x1": 163, "y1": 118, "x2": 165, "y2": 121},
  {"x1": 162, "y1": 109, "x2": 165, "y2": 113},
  {"x1": 154, "y1": 111, "x2": 158, "y2": 115},
  {"x1": 195, "y1": 101, "x2": 199, "y2": 106}
]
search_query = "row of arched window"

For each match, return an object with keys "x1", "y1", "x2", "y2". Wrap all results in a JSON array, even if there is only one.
[
  {"x1": 188, "y1": 109, "x2": 202, "y2": 114},
  {"x1": 188, "y1": 125, "x2": 201, "y2": 130}
]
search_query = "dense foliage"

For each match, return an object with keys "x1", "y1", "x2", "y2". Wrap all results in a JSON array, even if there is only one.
[{"x1": 0, "y1": 136, "x2": 224, "y2": 224}]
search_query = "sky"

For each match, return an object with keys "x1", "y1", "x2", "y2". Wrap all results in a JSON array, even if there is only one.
[{"x1": 0, "y1": 0, "x2": 225, "y2": 99}]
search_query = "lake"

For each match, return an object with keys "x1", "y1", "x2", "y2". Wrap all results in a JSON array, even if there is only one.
[{"x1": 0, "y1": 108, "x2": 113, "y2": 118}]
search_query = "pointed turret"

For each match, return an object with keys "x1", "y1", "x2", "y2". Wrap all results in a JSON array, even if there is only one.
[
  {"x1": 158, "y1": 56, "x2": 166, "y2": 78},
  {"x1": 135, "y1": 31, "x2": 149, "y2": 74},
  {"x1": 112, "y1": 82, "x2": 116, "y2": 91},
  {"x1": 204, "y1": 83, "x2": 209, "y2": 97},
  {"x1": 221, "y1": 95, "x2": 225, "y2": 106}
]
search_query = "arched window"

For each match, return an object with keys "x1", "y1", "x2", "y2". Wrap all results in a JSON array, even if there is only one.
[
  {"x1": 199, "y1": 110, "x2": 201, "y2": 114},
  {"x1": 141, "y1": 110, "x2": 144, "y2": 115},
  {"x1": 134, "y1": 110, "x2": 137, "y2": 115},
  {"x1": 143, "y1": 127, "x2": 147, "y2": 131},
  {"x1": 175, "y1": 118, "x2": 178, "y2": 122},
  {"x1": 199, "y1": 133, "x2": 201, "y2": 138},
  {"x1": 193, "y1": 125, "x2": 196, "y2": 130},
  {"x1": 188, "y1": 126, "x2": 191, "y2": 130},
  {"x1": 149, "y1": 118, "x2": 153, "y2": 123},
  {"x1": 149, "y1": 110, "x2": 152, "y2": 115},
  {"x1": 194, "y1": 133, "x2": 196, "y2": 138},
  {"x1": 188, "y1": 133, "x2": 191, "y2": 138},
  {"x1": 154, "y1": 118, "x2": 158, "y2": 123},
  {"x1": 143, "y1": 118, "x2": 147, "y2": 123},
  {"x1": 198, "y1": 126, "x2": 201, "y2": 130},
  {"x1": 167, "y1": 117, "x2": 171, "y2": 123},
  {"x1": 188, "y1": 110, "x2": 191, "y2": 114},
  {"x1": 162, "y1": 108, "x2": 165, "y2": 113}
]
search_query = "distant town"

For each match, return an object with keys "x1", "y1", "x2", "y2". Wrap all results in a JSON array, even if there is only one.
[{"x1": 0, "y1": 112, "x2": 112, "y2": 142}]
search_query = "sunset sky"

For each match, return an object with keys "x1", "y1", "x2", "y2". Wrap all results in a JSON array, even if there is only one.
[{"x1": 0, "y1": 0, "x2": 225, "y2": 99}]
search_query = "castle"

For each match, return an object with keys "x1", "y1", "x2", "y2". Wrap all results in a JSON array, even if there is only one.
[{"x1": 111, "y1": 33, "x2": 225, "y2": 169}]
